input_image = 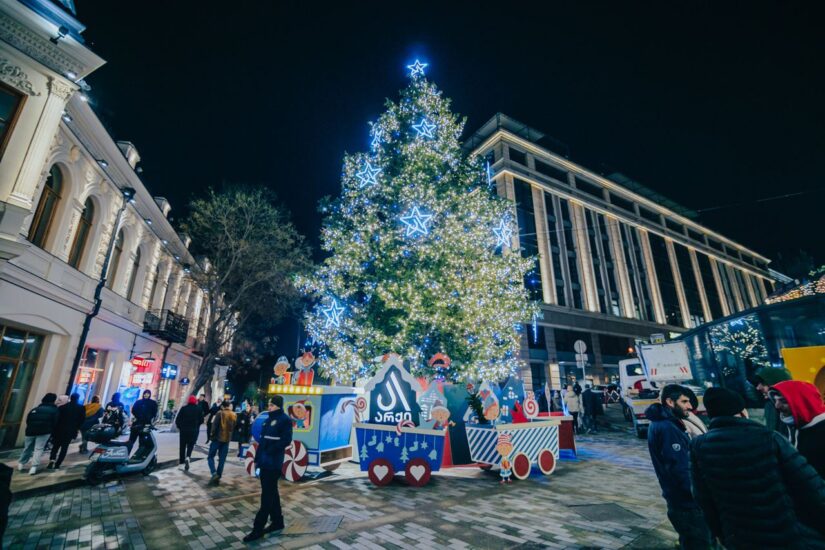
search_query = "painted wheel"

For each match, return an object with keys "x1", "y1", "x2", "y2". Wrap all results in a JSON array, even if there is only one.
[
  {"x1": 511, "y1": 452, "x2": 531, "y2": 480},
  {"x1": 367, "y1": 458, "x2": 394, "y2": 486},
  {"x1": 322, "y1": 462, "x2": 341, "y2": 472},
  {"x1": 245, "y1": 442, "x2": 258, "y2": 476},
  {"x1": 537, "y1": 449, "x2": 556, "y2": 475},
  {"x1": 404, "y1": 457, "x2": 431, "y2": 487},
  {"x1": 281, "y1": 440, "x2": 308, "y2": 482}
]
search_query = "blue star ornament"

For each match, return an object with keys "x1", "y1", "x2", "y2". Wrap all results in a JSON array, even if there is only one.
[
  {"x1": 400, "y1": 206, "x2": 433, "y2": 237},
  {"x1": 407, "y1": 59, "x2": 428, "y2": 78},
  {"x1": 493, "y1": 218, "x2": 514, "y2": 247},
  {"x1": 356, "y1": 161, "x2": 382, "y2": 188},
  {"x1": 371, "y1": 127, "x2": 383, "y2": 150},
  {"x1": 412, "y1": 118, "x2": 436, "y2": 139},
  {"x1": 320, "y1": 300, "x2": 345, "y2": 328}
]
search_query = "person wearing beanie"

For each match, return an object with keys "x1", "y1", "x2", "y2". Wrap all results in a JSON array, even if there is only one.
[
  {"x1": 644, "y1": 384, "x2": 713, "y2": 548},
  {"x1": 175, "y1": 395, "x2": 204, "y2": 471},
  {"x1": 691, "y1": 386, "x2": 825, "y2": 548},
  {"x1": 753, "y1": 367, "x2": 793, "y2": 437},
  {"x1": 48, "y1": 393, "x2": 85, "y2": 470},
  {"x1": 771, "y1": 380, "x2": 825, "y2": 478},
  {"x1": 18, "y1": 393, "x2": 59, "y2": 475}
]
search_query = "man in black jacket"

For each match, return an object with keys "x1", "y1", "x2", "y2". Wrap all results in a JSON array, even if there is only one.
[
  {"x1": 175, "y1": 395, "x2": 204, "y2": 471},
  {"x1": 244, "y1": 395, "x2": 293, "y2": 542},
  {"x1": 128, "y1": 390, "x2": 158, "y2": 453},
  {"x1": 18, "y1": 393, "x2": 59, "y2": 475},
  {"x1": 691, "y1": 387, "x2": 825, "y2": 549},
  {"x1": 48, "y1": 393, "x2": 85, "y2": 469}
]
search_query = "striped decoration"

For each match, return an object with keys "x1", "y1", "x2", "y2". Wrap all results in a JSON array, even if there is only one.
[{"x1": 466, "y1": 423, "x2": 559, "y2": 466}]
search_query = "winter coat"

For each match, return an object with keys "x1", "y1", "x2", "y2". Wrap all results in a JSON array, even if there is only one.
[
  {"x1": 81, "y1": 403, "x2": 103, "y2": 433},
  {"x1": 24, "y1": 402, "x2": 58, "y2": 437},
  {"x1": 773, "y1": 380, "x2": 825, "y2": 479},
  {"x1": 210, "y1": 409, "x2": 237, "y2": 443},
  {"x1": 232, "y1": 411, "x2": 251, "y2": 443},
  {"x1": 682, "y1": 411, "x2": 708, "y2": 440},
  {"x1": 198, "y1": 400, "x2": 210, "y2": 421},
  {"x1": 175, "y1": 403, "x2": 204, "y2": 435},
  {"x1": 131, "y1": 398, "x2": 158, "y2": 425},
  {"x1": 563, "y1": 391, "x2": 581, "y2": 413},
  {"x1": 582, "y1": 389, "x2": 603, "y2": 416},
  {"x1": 691, "y1": 415, "x2": 825, "y2": 549},
  {"x1": 645, "y1": 403, "x2": 694, "y2": 509},
  {"x1": 53, "y1": 401, "x2": 86, "y2": 441},
  {"x1": 256, "y1": 409, "x2": 293, "y2": 471}
]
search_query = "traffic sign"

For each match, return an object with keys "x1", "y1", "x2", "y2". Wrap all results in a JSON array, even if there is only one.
[{"x1": 573, "y1": 340, "x2": 587, "y2": 354}]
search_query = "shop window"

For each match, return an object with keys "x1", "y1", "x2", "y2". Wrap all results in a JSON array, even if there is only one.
[
  {"x1": 68, "y1": 198, "x2": 94, "y2": 268},
  {"x1": 28, "y1": 165, "x2": 63, "y2": 249},
  {"x1": 0, "y1": 325, "x2": 44, "y2": 448},
  {"x1": 71, "y1": 347, "x2": 105, "y2": 405},
  {"x1": 0, "y1": 83, "x2": 25, "y2": 161}
]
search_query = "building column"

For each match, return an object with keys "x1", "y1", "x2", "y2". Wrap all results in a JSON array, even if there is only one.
[
  {"x1": 570, "y1": 202, "x2": 599, "y2": 312},
  {"x1": 689, "y1": 248, "x2": 713, "y2": 322},
  {"x1": 607, "y1": 216, "x2": 635, "y2": 318},
  {"x1": 744, "y1": 273, "x2": 760, "y2": 307},
  {"x1": 532, "y1": 187, "x2": 555, "y2": 305},
  {"x1": 638, "y1": 229, "x2": 666, "y2": 325},
  {"x1": 666, "y1": 239, "x2": 691, "y2": 328},
  {"x1": 726, "y1": 264, "x2": 745, "y2": 312},
  {"x1": 709, "y1": 257, "x2": 731, "y2": 317}
]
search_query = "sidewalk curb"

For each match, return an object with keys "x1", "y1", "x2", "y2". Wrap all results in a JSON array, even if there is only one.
[{"x1": 12, "y1": 457, "x2": 199, "y2": 500}]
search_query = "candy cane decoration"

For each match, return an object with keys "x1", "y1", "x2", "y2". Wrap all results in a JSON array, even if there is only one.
[
  {"x1": 395, "y1": 419, "x2": 415, "y2": 435},
  {"x1": 341, "y1": 396, "x2": 368, "y2": 422}
]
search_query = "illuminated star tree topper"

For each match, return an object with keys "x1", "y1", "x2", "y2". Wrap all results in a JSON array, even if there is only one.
[{"x1": 298, "y1": 61, "x2": 538, "y2": 382}]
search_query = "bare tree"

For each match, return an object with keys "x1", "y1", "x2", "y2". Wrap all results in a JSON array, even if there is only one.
[{"x1": 182, "y1": 186, "x2": 309, "y2": 395}]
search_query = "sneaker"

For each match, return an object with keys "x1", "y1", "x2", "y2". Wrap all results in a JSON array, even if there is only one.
[
  {"x1": 208, "y1": 474, "x2": 219, "y2": 485},
  {"x1": 54, "y1": 466, "x2": 60, "y2": 470},
  {"x1": 242, "y1": 531, "x2": 264, "y2": 543},
  {"x1": 28, "y1": 466, "x2": 37, "y2": 475},
  {"x1": 17, "y1": 463, "x2": 25, "y2": 472},
  {"x1": 47, "y1": 461, "x2": 55, "y2": 470},
  {"x1": 185, "y1": 458, "x2": 190, "y2": 471},
  {"x1": 264, "y1": 521, "x2": 284, "y2": 534}
]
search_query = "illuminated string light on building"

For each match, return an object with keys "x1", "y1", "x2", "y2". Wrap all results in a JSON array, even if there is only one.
[
  {"x1": 407, "y1": 59, "x2": 428, "y2": 78},
  {"x1": 400, "y1": 206, "x2": 433, "y2": 237}
]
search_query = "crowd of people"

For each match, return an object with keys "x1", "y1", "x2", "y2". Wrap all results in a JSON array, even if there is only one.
[{"x1": 646, "y1": 368, "x2": 825, "y2": 549}]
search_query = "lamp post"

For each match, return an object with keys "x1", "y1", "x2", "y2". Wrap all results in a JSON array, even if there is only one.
[{"x1": 66, "y1": 187, "x2": 137, "y2": 394}]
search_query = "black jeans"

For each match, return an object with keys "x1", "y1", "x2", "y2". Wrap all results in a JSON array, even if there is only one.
[
  {"x1": 49, "y1": 436, "x2": 71, "y2": 467},
  {"x1": 179, "y1": 431, "x2": 197, "y2": 464},
  {"x1": 253, "y1": 468, "x2": 284, "y2": 532},
  {"x1": 667, "y1": 506, "x2": 713, "y2": 550}
]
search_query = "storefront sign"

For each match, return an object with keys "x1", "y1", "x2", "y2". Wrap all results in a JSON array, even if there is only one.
[
  {"x1": 132, "y1": 372, "x2": 154, "y2": 384},
  {"x1": 131, "y1": 357, "x2": 156, "y2": 369},
  {"x1": 160, "y1": 363, "x2": 178, "y2": 380},
  {"x1": 180, "y1": 377, "x2": 190, "y2": 386}
]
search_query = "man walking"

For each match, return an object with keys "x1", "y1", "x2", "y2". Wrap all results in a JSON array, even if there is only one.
[
  {"x1": 128, "y1": 390, "x2": 158, "y2": 453},
  {"x1": 18, "y1": 393, "x2": 59, "y2": 475},
  {"x1": 753, "y1": 367, "x2": 792, "y2": 436},
  {"x1": 244, "y1": 396, "x2": 292, "y2": 542},
  {"x1": 645, "y1": 384, "x2": 712, "y2": 549},
  {"x1": 205, "y1": 398, "x2": 221, "y2": 444},
  {"x1": 48, "y1": 393, "x2": 85, "y2": 470},
  {"x1": 771, "y1": 380, "x2": 825, "y2": 478},
  {"x1": 175, "y1": 395, "x2": 204, "y2": 471},
  {"x1": 582, "y1": 384, "x2": 603, "y2": 433},
  {"x1": 691, "y1": 387, "x2": 825, "y2": 548},
  {"x1": 207, "y1": 401, "x2": 236, "y2": 485}
]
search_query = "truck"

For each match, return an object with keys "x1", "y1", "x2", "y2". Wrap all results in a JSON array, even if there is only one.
[{"x1": 619, "y1": 340, "x2": 705, "y2": 438}]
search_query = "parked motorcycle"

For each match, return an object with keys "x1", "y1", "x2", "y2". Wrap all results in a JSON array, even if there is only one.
[{"x1": 83, "y1": 423, "x2": 158, "y2": 484}]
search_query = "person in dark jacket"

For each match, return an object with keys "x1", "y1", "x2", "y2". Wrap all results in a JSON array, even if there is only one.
[
  {"x1": 582, "y1": 384, "x2": 604, "y2": 433},
  {"x1": 645, "y1": 385, "x2": 712, "y2": 549},
  {"x1": 243, "y1": 395, "x2": 293, "y2": 542},
  {"x1": 233, "y1": 406, "x2": 252, "y2": 458},
  {"x1": 47, "y1": 393, "x2": 85, "y2": 469},
  {"x1": 175, "y1": 395, "x2": 203, "y2": 470},
  {"x1": 771, "y1": 380, "x2": 825, "y2": 478},
  {"x1": 205, "y1": 399, "x2": 221, "y2": 444},
  {"x1": 198, "y1": 395, "x2": 210, "y2": 424},
  {"x1": 691, "y1": 387, "x2": 825, "y2": 549},
  {"x1": 128, "y1": 390, "x2": 158, "y2": 453},
  {"x1": 79, "y1": 395, "x2": 103, "y2": 453},
  {"x1": 753, "y1": 367, "x2": 793, "y2": 437},
  {"x1": 18, "y1": 393, "x2": 59, "y2": 475}
]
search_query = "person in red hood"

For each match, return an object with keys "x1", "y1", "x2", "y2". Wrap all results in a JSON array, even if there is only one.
[{"x1": 771, "y1": 380, "x2": 825, "y2": 478}]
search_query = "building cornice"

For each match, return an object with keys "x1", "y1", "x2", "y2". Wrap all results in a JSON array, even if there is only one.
[{"x1": 0, "y1": 56, "x2": 39, "y2": 95}]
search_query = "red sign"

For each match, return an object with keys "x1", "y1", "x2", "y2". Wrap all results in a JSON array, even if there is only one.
[{"x1": 131, "y1": 357, "x2": 156, "y2": 369}]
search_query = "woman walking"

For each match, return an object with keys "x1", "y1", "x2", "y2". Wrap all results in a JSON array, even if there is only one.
[{"x1": 563, "y1": 384, "x2": 582, "y2": 434}]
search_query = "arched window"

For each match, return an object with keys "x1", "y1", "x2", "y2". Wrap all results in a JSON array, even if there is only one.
[
  {"x1": 106, "y1": 230, "x2": 124, "y2": 290},
  {"x1": 126, "y1": 247, "x2": 142, "y2": 301},
  {"x1": 148, "y1": 263, "x2": 160, "y2": 308},
  {"x1": 28, "y1": 165, "x2": 63, "y2": 248},
  {"x1": 68, "y1": 198, "x2": 94, "y2": 269}
]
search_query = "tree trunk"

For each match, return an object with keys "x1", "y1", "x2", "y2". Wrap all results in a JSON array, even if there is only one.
[{"x1": 191, "y1": 354, "x2": 215, "y2": 397}]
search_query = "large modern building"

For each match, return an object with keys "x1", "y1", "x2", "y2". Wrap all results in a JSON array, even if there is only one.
[
  {"x1": 0, "y1": 0, "x2": 225, "y2": 447},
  {"x1": 468, "y1": 114, "x2": 778, "y2": 391}
]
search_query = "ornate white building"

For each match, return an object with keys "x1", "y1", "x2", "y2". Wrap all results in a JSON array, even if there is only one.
[{"x1": 0, "y1": 0, "x2": 221, "y2": 447}]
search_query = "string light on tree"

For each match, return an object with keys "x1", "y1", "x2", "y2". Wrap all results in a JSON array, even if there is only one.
[
  {"x1": 493, "y1": 217, "x2": 514, "y2": 248},
  {"x1": 407, "y1": 59, "x2": 428, "y2": 78},
  {"x1": 400, "y1": 206, "x2": 433, "y2": 237},
  {"x1": 356, "y1": 161, "x2": 382, "y2": 188},
  {"x1": 320, "y1": 299, "x2": 345, "y2": 328},
  {"x1": 371, "y1": 127, "x2": 383, "y2": 150},
  {"x1": 412, "y1": 117, "x2": 436, "y2": 139}
]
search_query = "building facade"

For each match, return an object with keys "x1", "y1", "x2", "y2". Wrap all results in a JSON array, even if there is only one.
[
  {"x1": 0, "y1": 0, "x2": 222, "y2": 448},
  {"x1": 469, "y1": 114, "x2": 777, "y2": 391}
]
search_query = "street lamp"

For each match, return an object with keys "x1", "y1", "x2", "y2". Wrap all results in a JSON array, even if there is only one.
[{"x1": 66, "y1": 186, "x2": 137, "y2": 394}]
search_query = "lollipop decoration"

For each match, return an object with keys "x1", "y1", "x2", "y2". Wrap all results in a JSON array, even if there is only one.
[
  {"x1": 245, "y1": 442, "x2": 258, "y2": 476},
  {"x1": 395, "y1": 419, "x2": 415, "y2": 436},
  {"x1": 341, "y1": 396, "x2": 368, "y2": 422},
  {"x1": 523, "y1": 391, "x2": 539, "y2": 419}
]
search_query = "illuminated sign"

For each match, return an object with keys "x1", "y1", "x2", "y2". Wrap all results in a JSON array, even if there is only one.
[
  {"x1": 131, "y1": 357, "x2": 156, "y2": 369},
  {"x1": 180, "y1": 377, "x2": 190, "y2": 386},
  {"x1": 132, "y1": 373, "x2": 154, "y2": 384},
  {"x1": 160, "y1": 363, "x2": 178, "y2": 380},
  {"x1": 267, "y1": 384, "x2": 323, "y2": 395}
]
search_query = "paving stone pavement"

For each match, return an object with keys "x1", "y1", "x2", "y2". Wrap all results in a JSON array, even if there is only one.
[{"x1": 4, "y1": 431, "x2": 678, "y2": 549}]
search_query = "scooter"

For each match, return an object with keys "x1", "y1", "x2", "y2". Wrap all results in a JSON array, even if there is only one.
[{"x1": 83, "y1": 423, "x2": 158, "y2": 485}]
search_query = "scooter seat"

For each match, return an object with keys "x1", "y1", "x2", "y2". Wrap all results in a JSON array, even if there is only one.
[{"x1": 105, "y1": 440, "x2": 130, "y2": 447}]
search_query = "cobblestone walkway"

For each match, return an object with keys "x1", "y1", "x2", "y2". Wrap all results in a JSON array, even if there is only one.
[{"x1": 4, "y1": 432, "x2": 678, "y2": 549}]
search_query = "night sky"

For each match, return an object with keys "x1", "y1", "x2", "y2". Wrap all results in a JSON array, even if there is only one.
[{"x1": 76, "y1": 2, "x2": 825, "y2": 269}]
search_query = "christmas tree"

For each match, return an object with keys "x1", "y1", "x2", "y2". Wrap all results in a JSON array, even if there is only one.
[{"x1": 299, "y1": 60, "x2": 538, "y2": 382}]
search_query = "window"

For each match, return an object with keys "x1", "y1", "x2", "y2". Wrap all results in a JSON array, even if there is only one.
[
  {"x1": 68, "y1": 198, "x2": 94, "y2": 269},
  {"x1": 673, "y1": 244, "x2": 705, "y2": 327},
  {"x1": 529, "y1": 362, "x2": 547, "y2": 393},
  {"x1": 559, "y1": 198, "x2": 583, "y2": 309},
  {"x1": 716, "y1": 262, "x2": 738, "y2": 313},
  {"x1": 585, "y1": 210, "x2": 608, "y2": 313},
  {"x1": 595, "y1": 213, "x2": 622, "y2": 316},
  {"x1": 514, "y1": 179, "x2": 542, "y2": 300},
  {"x1": 732, "y1": 268, "x2": 753, "y2": 308},
  {"x1": 696, "y1": 254, "x2": 724, "y2": 320},
  {"x1": 545, "y1": 193, "x2": 566, "y2": 307},
  {"x1": 28, "y1": 165, "x2": 63, "y2": 248},
  {"x1": 687, "y1": 229, "x2": 704, "y2": 243},
  {"x1": 0, "y1": 83, "x2": 24, "y2": 160},
  {"x1": 665, "y1": 218, "x2": 684, "y2": 234},
  {"x1": 575, "y1": 177, "x2": 604, "y2": 200},
  {"x1": 527, "y1": 323, "x2": 546, "y2": 349},
  {"x1": 106, "y1": 230, "x2": 124, "y2": 290},
  {"x1": 126, "y1": 247, "x2": 142, "y2": 302},
  {"x1": 148, "y1": 264, "x2": 161, "y2": 307},
  {"x1": 508, "y1": 147, "x2": 526, "y2": 166},
  {"x1": 639, "y1": 207, "x2": 661, "y2": 225},
  {"x1": 0, "y1": 325, "x2": 44, "y2": 448},
  {"x1": 609, "y1": 193, "x2": 635, "y2": 212},
  {"x1": 534, "y1": 159, "x2": 568, "y2": 183},
  {"x1": 620, "y1": 224, "x2": 655, "y2": 321},
  {"x1": 708, "y1": 239, "x2": 724, "y2": 252},
  {"x1": 648, "y1": 234, "x2": 684, "y2": 327}
]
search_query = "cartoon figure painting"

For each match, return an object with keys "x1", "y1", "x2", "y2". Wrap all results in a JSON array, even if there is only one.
[
  {"x1": 272, "y1": 356, "x2": 291, "y2": 385},
  {"x1": 293, "y1": 350, "x2": 317, "y2": 386},
  {"x1": 287, "y1": 400, "x2": 312, "y2": 431},
  {"x1": 430, "y1": 404, "x2": 455, "y2": 430},
  {"x1": 496, "y1": 433, "x2": 514, "y2": 484}
]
